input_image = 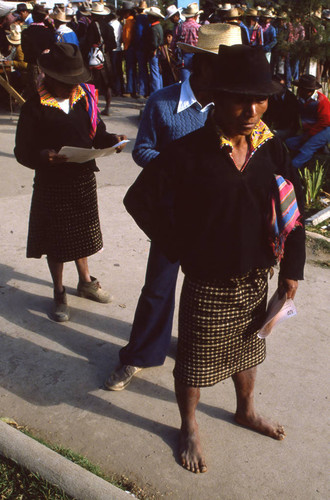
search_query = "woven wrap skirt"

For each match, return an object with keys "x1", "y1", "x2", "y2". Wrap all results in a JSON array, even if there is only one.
[
  {"x1": 27, "y1": 170, "x2": 103, "y2": 262},
  {"x1": 174, "y1": 268, "x2": 269, "y2": 387}
]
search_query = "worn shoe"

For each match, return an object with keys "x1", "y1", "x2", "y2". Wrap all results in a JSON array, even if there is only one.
[
  {"x1": 104, "y1": 364, "x2": 142, "y2": 391},
  {"x1": 77, "y1": 276, "x2": 113, "y2": 303},
  {"x1": 53, "y1": 287, "x2": 70, "y2": 322}
]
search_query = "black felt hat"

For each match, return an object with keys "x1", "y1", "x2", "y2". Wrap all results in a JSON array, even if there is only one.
[
  {"x1": 292, "y1": 74, "x2": 322, "y2": 90},
  {"x1": 213, "y1": 45, "x2": 283, "y2": 96},
  {"x1": 38, "y1": 43, "x2": 91, "y2": 85}
]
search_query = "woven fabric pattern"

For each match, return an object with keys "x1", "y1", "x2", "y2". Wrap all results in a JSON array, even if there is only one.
[
  {"x1": 27, "y1": 171, "x2": 103, "y2": 262},
  {"x1": 174, "y1": 269, "x2": 268, "y2": 387}
]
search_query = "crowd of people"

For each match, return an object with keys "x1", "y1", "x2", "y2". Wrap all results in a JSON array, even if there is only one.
[
  {"x1": 6, "y1": 0, "x2": 330, "y2": 477},
  {"x1": 0, "y1": 1, "x2": 329, "y2": 104}
]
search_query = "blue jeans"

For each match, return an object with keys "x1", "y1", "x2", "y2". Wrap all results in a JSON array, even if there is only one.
[
  {"x1": 285, "y1": 56, "x2": 299, "y2": 87},
  {"x1": 120, "y1": 242, "x2": 180, "y2": 367},
  {"x1": 135, "y1": 48, "x2": 149, "y2": 97},
  {"x1": 180, "y1": 52, "x2": 194, "y2": 81},
  {"x1": 149, "y1": 54, "x2": 162, "y2": 95},
  {"x1": 124, "y1": 46, "x2": 136, "y2": 95},
  {"x1": 286, "y1": 127, "x2": 330, "y2": 168}
]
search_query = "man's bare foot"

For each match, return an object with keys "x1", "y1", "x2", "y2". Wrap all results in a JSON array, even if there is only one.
[
  {"x1": 234, "y1": 411, "x2": 285, "y2": 440},
  {"x1": 179, "y1": 423, "x2": 207, "y2": 473}
]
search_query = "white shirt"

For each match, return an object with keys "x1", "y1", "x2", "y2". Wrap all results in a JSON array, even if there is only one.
[
  {"x1": 55, "y1": 98, "x2": 70, "y2": 114},
  {"x1": 109, "y1": 19, "x2": 122, "y2": 51},
  {"x1": 177, "y1": 77, "x2": 214, "y2": 114}
]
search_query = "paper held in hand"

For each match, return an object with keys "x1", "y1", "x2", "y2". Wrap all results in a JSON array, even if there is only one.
[
  {"x1": 58, "y1": 140, "x2": 130, "y2": 164},
  {"x1": 258, "y1": 290, "x2": 297, "y2": 339}
]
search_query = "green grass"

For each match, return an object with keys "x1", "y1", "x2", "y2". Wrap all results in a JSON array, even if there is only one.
[
  {"x1": 0, "y1": 455, "x2": 73, "y2": 499},
  {"x1": 0, "y1": 419, "x2": 153, "y2": 500}
]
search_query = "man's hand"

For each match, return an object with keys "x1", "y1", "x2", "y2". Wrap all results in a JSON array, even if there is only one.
[
  {"x1": 40, "y1": 149, "x2": 68, "y2": 165},
  {"x1": 115, "y1": 135, "x2": 127, "y2": 153},
  {"x1": 278, "y1": 277, "x2": 298, "y2": 300}
]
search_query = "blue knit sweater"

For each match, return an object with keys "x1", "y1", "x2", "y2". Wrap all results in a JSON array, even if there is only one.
[{"x1": 132, "y1": 83, "x2": 210, "y2": 167}]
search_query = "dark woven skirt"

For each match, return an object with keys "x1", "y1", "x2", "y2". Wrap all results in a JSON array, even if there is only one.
[
  {"x1": 27, "y1": 170, "x2": 103, "y2": 262},
  {"x1": 174, "y1": 269, "x2": 268, "y2": 387}
]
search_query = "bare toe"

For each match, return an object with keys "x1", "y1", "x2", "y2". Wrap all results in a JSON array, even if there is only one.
[
  {"x1": 179, "y1": 425, "x2": 207, "y2": 474},
  {"x1": 235, "y1": 412, "x2": 285, "y2": 440}
]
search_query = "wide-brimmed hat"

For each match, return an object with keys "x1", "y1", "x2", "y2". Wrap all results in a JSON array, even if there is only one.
[
  {"x1": 220, "y1": 3, "x2": 232, "y2": 10},
  {"x1": 212, "y1": 45, "x2": 282, "y2": 95},
  {"x1": 260, "y1": 9, "x2": 275, "y2": 18},
  {"x1": 91, "y1": 2, "x2": 110, "y2": 16},
  {"x1": 292, "y1": 74, "x2": 322, "y2": 90},
  {"x1": 178, "y1": 23, "x2": 242, "y2": 54},
  {"x1": 144, "y1": 6, "x2": 164, "y2": 19},
  {"x1": 38, "y1": 43, "x2": 91, "y2": 85},
  {"x1": 182, "y1": 3, "x2": 203, "y2": 18},
  {"x1": 224, "y1": 8, "x2": 241, "y2": 19},
  {"x1": 15, "y1": 3, "x2": 28, "y2": 13},
  {"x1": 165, "y1": 4, "x2": 182, "y2": 20},
  {"x1": 276, "y1": 12, "x2": 288, "y2": 19},
  {"x1": 6, "y1": 29, "x2": 21, "y2": 45},
  {"x1": 51, "y1": 10, "x2": 71, "y2": 22},
  {"x1": 245, "y1": 8, "x2": 258, "y2": 17}
]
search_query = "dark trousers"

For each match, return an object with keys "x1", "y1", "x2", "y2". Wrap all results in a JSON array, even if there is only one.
[{"x1": 120, "y1": 242, "x2": 180, "y2": 367}]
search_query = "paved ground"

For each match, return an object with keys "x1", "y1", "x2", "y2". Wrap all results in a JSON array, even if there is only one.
[{"x1": 0, "y1": 98, "x2": 329, "y2": 500}]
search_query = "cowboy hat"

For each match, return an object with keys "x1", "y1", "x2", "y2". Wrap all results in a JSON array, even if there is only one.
[
  {"x1": 245, "y1": 8, "x2": 258, "y2": 17},
  {"x1": 182, "y1": 3, "x2": 203, "y2": 18},
  {"x1": 6, "y1": 29, "x2": 21, "y2": 45},
  {"x1": 292, "y1": 74, "x2": 322, "y2": 90},
  {"x1": 178, "y1": 23, "x2": 242, "y2": 54},
  {"x1": 121, "y1": 1, "x2": 134, "y2": 10},
  {"x1": 212, "y1": 45, "x2": 283, "y2": 95},
  {"x1": 165, "y1": 4, "x2": 182, "y2": 20},
  {"x1": 51, "y1": 9, "x2": 71, "y2": 22},
  {"x1": 144, "y1": 6, "x2": 164, "y2": 19},
  {"x1": 220, "y1": 3, "x2": 232, "y2": 10},
  {"x1": 224, "y1": 8, "x2": 241, "y2": 19},
  {"x1": 38, "y1": 43, "x2": 91, "y2": 85},
  {"x1": 90, "y1": 2, "x2": 110, "y2": 16},
  {"x1": 260, "y1": 9, "x2": 275, "y2": 18}
]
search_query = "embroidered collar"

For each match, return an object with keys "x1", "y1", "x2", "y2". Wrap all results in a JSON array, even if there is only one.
[
  {"x1": 213, "y1": 117, "x2": 273, "y2": 152},
  {"x1": 38, "y1": 82, "x2": 85, "y2": 111}
]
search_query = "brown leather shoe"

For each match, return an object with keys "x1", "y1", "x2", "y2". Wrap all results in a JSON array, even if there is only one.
[{"x1": 77, "y1": 276, "x2": 113, "y2": 303}]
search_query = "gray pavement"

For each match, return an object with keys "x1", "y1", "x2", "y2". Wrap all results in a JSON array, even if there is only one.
[{"x1": 0, "y1": 99, "x2": 329, "y2": 500}]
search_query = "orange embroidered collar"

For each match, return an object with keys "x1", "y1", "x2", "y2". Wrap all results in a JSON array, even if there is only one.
[{"x1": 38, "y1": 83, "x2": 85, "y2": 111}]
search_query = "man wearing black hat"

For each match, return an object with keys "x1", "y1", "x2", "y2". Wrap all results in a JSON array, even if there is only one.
[
  {"x1": 16, "y1": 3, "x2": 33, "y2": 27},
  {"x1": 286, "y1": 74, "x2": 330, "y2": 168},
  {"x1": 124, "y1": 45, "x2": 305, "y2": 474},
  {"x1": 21, "y1": 4, "x2": 55, "y2": 97}
]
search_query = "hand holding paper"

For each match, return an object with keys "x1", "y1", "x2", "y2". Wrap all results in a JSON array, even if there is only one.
[
  {"x1": 258, "y1": 290, "x2": 297, "y2": 339},
  {"x1": 58, "y1": 140, "x2": 130, "y2": 164}
]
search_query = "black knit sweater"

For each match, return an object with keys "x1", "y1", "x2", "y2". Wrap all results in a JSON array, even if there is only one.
[{"x1": 125, "y1": 120, "x2": 306, "y2": 281}]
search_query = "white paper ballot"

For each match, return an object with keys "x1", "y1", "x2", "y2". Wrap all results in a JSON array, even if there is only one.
[
  {"x1": 58, "y1": 140, "x2": 130, "y2": 164},
  {"x1": 258, "y1": 290, "x2": 297, "y2": 339}
]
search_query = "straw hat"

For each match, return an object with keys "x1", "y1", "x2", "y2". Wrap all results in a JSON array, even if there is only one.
[
  {"x1": 165, "y1": 4, "x2": 182, "y2": 20},
  {"x1": 220, "y1": 3, "x2": 232, "y2": 10},
  {"x1": 6, "y1": 29, "x2": 21, "y2": 46},
  {"x1": 260, "y1": 9, "x2": 275, "y2": 18},
  {"x1": 182, "y1": 3, "x2": 203, "y2": 18},
  {"x1": 38, "y1": 43, "x2": 91, "y2": 85},
  {"x1": 224, "y1": 8, "x2": 241, "y2": 19},
  {"x1": 90, "y1": 2, "x2": 110, "y2": 16},
  {"x1": 144, "y1": 6, "x2": 164, "y2": 19},
  {"x1": 178, "y1": 23, "x2": 242, "y2": 54},
  {"x1": 245, "y1": 8, "x2": 258, "y2": 17},
  {"x1": 212, "y1": 45, "x2": 282, "y2": 95},
  {"x1": 51, "y1": 10, "x2": 71, "y2": 22}
]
